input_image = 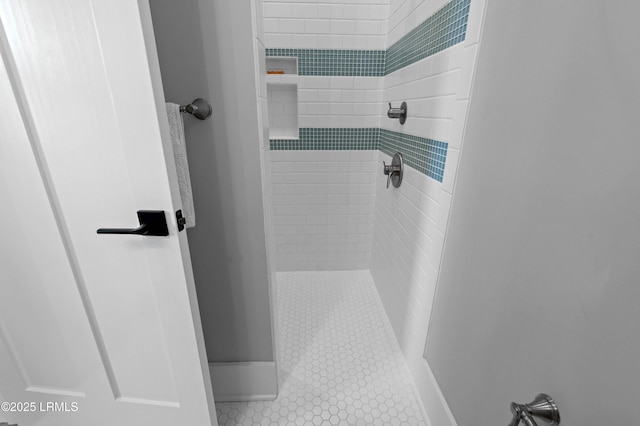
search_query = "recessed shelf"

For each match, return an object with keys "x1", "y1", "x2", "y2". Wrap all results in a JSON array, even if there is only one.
[
  {"x1": 266, "y1": 57, "x2": 297, "y2": 75},
  {"x1": 267, "y1": 83, "x2": 298, "y2": 140}
]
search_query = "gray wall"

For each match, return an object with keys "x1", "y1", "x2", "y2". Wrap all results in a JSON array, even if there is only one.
[
  {"x1": 150, "y1": 0, "x2": 274, "y2": 362},
  {"x1": 426, "y1": 1, "x2": 640, "y2": 424},
  {"x1": 0, "y1": 391, "x2": 14, "y2": 423}
]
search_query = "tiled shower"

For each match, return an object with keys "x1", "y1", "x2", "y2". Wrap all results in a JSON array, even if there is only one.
[
  {"x1": 261, "y1": 0, "x2": 482, "y2": 352},
  {"x1": 255, "y1": 0, "x2": 484, "y2": 422},
  {"x1": 264, "y1": 0, "x2": 476, "y2": 274}
]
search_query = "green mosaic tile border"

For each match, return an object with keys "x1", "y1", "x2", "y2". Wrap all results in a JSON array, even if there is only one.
[
  {"x1": 270, "y1": 128, "x2": 447, "y2": 182},
  {"x1": 265, "y1": 49, "x2": 385, "y2": 76},
  {"x1": 270, "y1": 128, "x2": 380, "y2": 150},
  {"x1": 386, "y1": 0, "x2": 471, "y2": 74},
  {"x1": 265, "y1": 0, "x2": 470, "y2": 77},
  {"x1": 379, "y1": 129, "x2": 447, "y2": 182}
]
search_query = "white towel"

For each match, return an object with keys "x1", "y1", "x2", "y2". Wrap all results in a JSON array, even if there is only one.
[{"x1": 166, "y1": 102, "x2": 196, "y2": 228}]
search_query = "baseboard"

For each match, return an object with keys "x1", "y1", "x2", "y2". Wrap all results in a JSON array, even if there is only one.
[
  {"x1": 409, "y1": 357, "x2": 457, "y2": 426},
  {"x1": 209, "y1": 361, "x2": 278, "y2": 402}
]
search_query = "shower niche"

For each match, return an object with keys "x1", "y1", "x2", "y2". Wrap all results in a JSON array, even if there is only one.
[
  {"x1": 266, "y1": 57, "x2": 297, "y2": 75},
  {"x1": 267, "y1": 83, "x2": 298, "y2": 140},
  {"x1": 266, "y1": 56, "x2": 298, "y2": 140}
]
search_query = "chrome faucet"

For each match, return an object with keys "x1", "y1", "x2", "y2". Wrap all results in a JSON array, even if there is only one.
[{"x1": 507, "y1": 394, "x2": 560, "y2": 426}]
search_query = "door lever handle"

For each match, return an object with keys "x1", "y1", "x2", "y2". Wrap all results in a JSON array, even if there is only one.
[{"x1": 97, "y1": 210, "x2": 169, "y2": 236}]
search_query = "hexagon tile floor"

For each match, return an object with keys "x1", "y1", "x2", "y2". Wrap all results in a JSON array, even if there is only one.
[{"x1": 215, "y1": 270, "x2": 427, "y2": 425}]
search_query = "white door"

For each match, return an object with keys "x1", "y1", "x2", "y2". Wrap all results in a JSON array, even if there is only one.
[{"x1": 0, "y1": 0, "x2": 216, "y2": 425}]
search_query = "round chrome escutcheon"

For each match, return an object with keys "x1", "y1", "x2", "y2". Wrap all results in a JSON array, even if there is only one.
[{"x1": 390, "y1": 152, "x2": 404, "y2": 188}]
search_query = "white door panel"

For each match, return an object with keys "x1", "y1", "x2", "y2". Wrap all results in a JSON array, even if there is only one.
[
  {"x1": 0, "y1": 60, "x2": 100, "y2": 400},
  {"x1": 0, "y1": 0, "x2": 215, "y2": 424}
]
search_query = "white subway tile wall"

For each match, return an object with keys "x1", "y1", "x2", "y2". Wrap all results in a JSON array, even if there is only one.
[
  {"x1": 270, "y1": 150, "x2": 377, "y2": 271},
  {"x1": 371, "y1": 0, "x2": 484, "y2": 357},
  {"x1": 371, "y1": 151, "x2": 444, "y2": 359},
  {"x1": 264, "y1": 0, "x2": 390, "y2": 271},
  {"x1": 388, "y1": 0, "x2": 451, "y2": 48},
  {"x1": 303, "y1": 76, "x2": 383, "y2": 127},
  {"x1": 370, "y1": 0, "x2": 486, "y2": 422},
  {"x1": 262, "y1": 1, "x2": 390, "y2": 50},
  {"x1": 383, "y1": 46, "x2": 461, "y2": 143},
  {"x1": 266, "y1": 75, "x2": 383, "y2": 128}
]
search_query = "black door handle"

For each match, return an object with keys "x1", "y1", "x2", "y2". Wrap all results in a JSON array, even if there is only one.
[{"x1": 97, "y1": 210, "x2": 169, "y2": 236}]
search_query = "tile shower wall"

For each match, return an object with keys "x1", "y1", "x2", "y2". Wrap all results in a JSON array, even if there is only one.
[
  {"x1": 266, "y1": 74, "x2": 384, "y2": 129},
  {"x1": 370, "y1": 0, "x2": 485, "y2": 423},
  {"x1": 372, "y1": 0, "x2": 480, "y2": 351},
  {"x1": 271, "y1": 150, "x2": 377, "y2": 271},
  {"x1": 264, "y1": 1, "x2": 391, "y2": 271},
  {"x1": 264, "y1": 0, "x2": 475, "y2": 272},
  {"x1": 262, "y1": 1, "x2": 389, "y2": 49}
]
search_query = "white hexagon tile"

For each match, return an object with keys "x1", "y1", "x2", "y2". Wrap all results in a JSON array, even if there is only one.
[{"x1": 216, "y1": 271, "x2": 427, "y2": 425}]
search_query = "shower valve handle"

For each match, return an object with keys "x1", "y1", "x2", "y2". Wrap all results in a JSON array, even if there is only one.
[
  {"x1": 383, "y1": 160, "x2": 402, "y2": 189},
  {"x1": 383, "y1": 161, "x2": 393, "y2": 188},
  {"x1": 383, "y1": 161, "x2": 390, "y2": 188}
]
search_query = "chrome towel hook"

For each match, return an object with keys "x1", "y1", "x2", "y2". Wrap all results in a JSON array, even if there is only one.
[{"x1": 180, "y1": 98, "x2": 212, "y2": 120}]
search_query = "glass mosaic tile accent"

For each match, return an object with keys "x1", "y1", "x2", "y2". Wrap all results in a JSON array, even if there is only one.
[
  {"x1": 270, "y1": 128, "x2": 447, "y2": 182},
  {"x1": 266, "y1": 0, "x2": 470, "y2": 77},
  {"x1": 270, "y1": 128, "x2": 380, "y2": 150},
  {"x1": 386, "y1": 0, "x2": 471, "y2": 74},
  {"x1": 265, "y1": 49, "x2": 386, "y2": 76},
  {"x1": 379, "y1": 129, "x2": 448, "y2": 182}
]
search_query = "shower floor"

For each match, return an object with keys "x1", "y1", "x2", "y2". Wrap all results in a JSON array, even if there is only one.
[{"x1": 215, "y1": 270, "x2": 426, "y2": 426}]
